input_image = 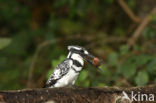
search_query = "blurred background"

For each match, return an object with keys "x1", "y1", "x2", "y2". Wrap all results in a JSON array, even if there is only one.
[{"x1": 0, "y1": 0, "x2": 156, "y2": 90}]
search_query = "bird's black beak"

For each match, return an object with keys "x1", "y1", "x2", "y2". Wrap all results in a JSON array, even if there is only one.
[
  {"x1": 82, "y1": 53, "x2": 103, "y2": 72},
  {"x1": 82, "y1": 53, "x2": 95, "y2": 65},
  {"x1": 80, "y1": 53, "x2": 102, "y2": 68}
]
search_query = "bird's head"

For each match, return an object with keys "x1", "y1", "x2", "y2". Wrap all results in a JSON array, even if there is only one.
[{"x1": 67, "y1": 45, "x2": 102, "y2": 67}]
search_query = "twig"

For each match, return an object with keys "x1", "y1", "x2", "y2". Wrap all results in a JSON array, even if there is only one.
[
  {"x1": 27, "y1": 39, "x2": 59, "y2": 88},
  {"x1": 127, "y1": 7, "x2": 156, "y2": 48},
  {"x1": 117, "y1": 0, "x2": 141, "y2": 23}
]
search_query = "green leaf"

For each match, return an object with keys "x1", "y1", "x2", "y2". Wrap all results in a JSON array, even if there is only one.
[
  {"x1": 146, "y1": 58, "x2": 156, "y2": 75},
  {"x1": 117, "y1": 57, "x2": 137, "y2": 79},
  {"x1": 3, "y1": 33, "x2": 33, "y2": 55},
  {"x1": 82, "y1": 80, "x2": 90, "y2": 87},
  {"x1": 135, "y1": 55, "x2": 151, "y2": 66},
  {"x1": 135, "y1": 71, "x2": 149, "y2": 86},
  {"x1": 119, "y1": 45, "x2": 129, "y2": 55},
  {"x1": 99, "y1": 64, "x2": 111, "y2": 77},
  {"x1": 118, "y1": 63, "x2": 136, "y2": 79},
  {"x1": 75, "y1": 70, "x2": 89, "y2": 87},
  {"x1": 127, "y1": 0, "x2": 135, "y2": 9},
  {"x1": 78, "y1": 70, "x2": 88, "y2": 81},
  {"x1": 46, "y1": 68, "x2": 54, "y2": 79},
  {"x1": 97, "y1": 83, "x2": 106, "y2": 87},
  {"x1": 0, "y1": 38, "x2": 11, "y2": 50},
  {"x1": 108, "y1": 52, "x2": 118, "y2": 66},
  {"x1": 143, "y1": 27, "x2": 156, "y2": 39}
]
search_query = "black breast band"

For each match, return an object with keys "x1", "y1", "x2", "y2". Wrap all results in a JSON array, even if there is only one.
[
  {"x1": 71, "y1": 66, "x2": 81, "y2": 73},
  {"x1": 73, "y1": 59, "x2": 83, "y2": 67}
]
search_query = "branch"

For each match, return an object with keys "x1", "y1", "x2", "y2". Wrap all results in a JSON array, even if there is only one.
[
  {"x1": 27, "y1": 39, "x2": 59, "y2": 88},
  {"x1": 117, "y1": 0, "x2": 141, "y2": 23},
  {"x1": 0, "y1": 85, "x2": 155, "y2": 103},
  {"x1": 127, "y1": 7, "x2": 156, "y2": 48}
]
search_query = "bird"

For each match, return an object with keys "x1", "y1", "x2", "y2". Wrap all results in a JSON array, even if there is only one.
[{"x1": 43, "y1": 45, "x2": 101, "y2": 88}]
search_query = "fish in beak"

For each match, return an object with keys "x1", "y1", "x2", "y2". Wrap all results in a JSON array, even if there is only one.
[{"x1": 81, "y1": 53, "x2": 103, "y2": 69}]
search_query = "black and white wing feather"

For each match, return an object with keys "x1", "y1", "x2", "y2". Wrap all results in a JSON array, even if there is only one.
[{"x1": 43, "y1": 59, "x2": 72, "y2": 88}]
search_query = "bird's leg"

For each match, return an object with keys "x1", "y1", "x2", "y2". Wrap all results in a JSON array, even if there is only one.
[{"x1": 70, "y1": 85, "x2": 81, "y2": 89}]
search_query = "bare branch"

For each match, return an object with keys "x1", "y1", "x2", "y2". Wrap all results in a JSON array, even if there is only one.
[
  {"x1": 127, "y1": 7, "x2": 156, "y2": 48},
  {"x1": 27, "y1": 39, "x2": 59, "y2": 88},
  {"x1": 117, "y1": 0, "x2": 141, "y2": 23}
]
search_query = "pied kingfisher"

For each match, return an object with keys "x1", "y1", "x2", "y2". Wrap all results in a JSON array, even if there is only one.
[{"x1": 43, "y1": 45, "x2": 100, "y2": 88}]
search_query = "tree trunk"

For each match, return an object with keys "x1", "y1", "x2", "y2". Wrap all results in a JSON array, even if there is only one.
[{"x1": 0, "y1": 85, "x2": 155, "y2": 103}]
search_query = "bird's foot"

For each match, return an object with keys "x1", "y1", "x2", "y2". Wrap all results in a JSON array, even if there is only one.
[{"x1": 70, "y1": 85, "x2": 81, "y2": 89}]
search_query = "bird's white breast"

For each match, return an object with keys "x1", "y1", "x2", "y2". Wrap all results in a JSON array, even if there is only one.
[
  {"x1": 53, "y1": 60, "x2": 82, "y2": 88},
  {"x1": 54, "y1": 68, "x2": 81, "y2": 87},
  {"x1": 51, "y1": 53, "x2": 84, "y2": 88}
]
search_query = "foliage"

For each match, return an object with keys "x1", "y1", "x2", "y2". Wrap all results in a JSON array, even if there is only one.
[
  {"x1": 0, "y1": 38, "x2": 11, "y2": 50},
  {"x1": 0, "y1": 0, "x2": 156, "y2": 90},
  {"x1": 135, "y1": 70, "x2": 149, "y2": 86}
]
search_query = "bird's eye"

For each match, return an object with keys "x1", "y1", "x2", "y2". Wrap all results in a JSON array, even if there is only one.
[{"x1": 80, "y1": 50, "x2": 84, "y2": 53}]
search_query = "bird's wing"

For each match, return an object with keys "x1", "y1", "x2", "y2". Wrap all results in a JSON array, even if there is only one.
[{"x1": 43, "y1": 59, "x2": 72, "y2": 88}]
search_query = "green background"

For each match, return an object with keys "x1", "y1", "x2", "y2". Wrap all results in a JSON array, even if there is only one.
[{"x1": 0, "y1": 0, "x2": 156, "y2": 90}]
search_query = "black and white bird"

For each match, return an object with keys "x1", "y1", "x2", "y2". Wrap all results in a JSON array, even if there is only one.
[{"x1": 43, "y1": 45, "x2": 101, "y2": 88}]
